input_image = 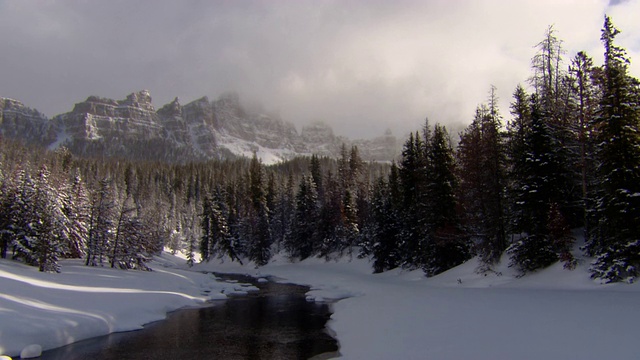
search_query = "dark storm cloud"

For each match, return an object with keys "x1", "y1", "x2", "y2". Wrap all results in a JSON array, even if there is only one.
[{"x1": 0, "y1": 0, "x2": 639, "y2": 139}]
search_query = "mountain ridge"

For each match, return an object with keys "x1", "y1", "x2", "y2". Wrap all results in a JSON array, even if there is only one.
[{"x1": 0, "y1": 90, "x2": 400, "y2": 164}]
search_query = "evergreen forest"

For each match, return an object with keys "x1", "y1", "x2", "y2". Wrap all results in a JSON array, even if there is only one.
[{"x1": 1, "y1": 16, "x2": 638, "y2": 283}]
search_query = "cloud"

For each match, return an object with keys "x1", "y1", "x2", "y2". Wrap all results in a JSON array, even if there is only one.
[{"x1": 0, "y1": 0, "x2": 638, "y2": 139}]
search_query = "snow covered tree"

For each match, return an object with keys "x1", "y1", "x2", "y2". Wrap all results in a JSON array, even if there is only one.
[
  {"x1": 310, "y1": 154, "x2": 324, "y2": 202},
  {"x1": 458, "y1": 95, "x2": 508, "y2": 266},
  {"x1": 110, "y1": 190, "x2": 137, "y2": 269},
  {"x1": 32, "y1": 165, "x2": 66, "y2": 272},
  {"x1": 86, "y1": 177, "x2": 115, "y2": 267},
  {"x1": 398, "y1": 132, "x2": 429, "y2": 268},
  {"x1": 9, "y1": 168, "x2": 38, "y2": 265},
  {"x1": 529, "y1": 25, "x2": 582, "y2": 227},
  {"x1": 369, "y1": 169, "x2": 402, "y2": 273},
  {"x1": 244, "y1": 154, "x2": 272, "y2": 266},
  {"x1": 316, "y1": 171, "x2": 343, "y2": 258},
  {"x1": 0, "y1": 182, "x2": 8, "y2": 259},
  {"x1": 568, "y1": 51, "x2": 599, "y2": 234},
  {"x1": 507, "y1": 94, "x2": 559, "y2": 274},
  {"x1": 423, "y1": 124, "x2": 471, "y2": 276},
  {"x1": 59, "y1": 170, "x2": 89, "y2": 258},
  {"x1": 340, "y1": 188, "x2": 359, "y2": 252},
  {"x1": 183, "y1": 204, "x2": 199, "y2": 267},
  {"x1": 200, "y1": 186, "x2": 240, "y2": 263},
  {"x1": 530, "y1": 25, "x2": 566, "y2": 111},
  {"x1": 587, "y1": 16, "x2": 640, "y2": 282},
  {"x1": 270, "y1": 173, "x2": 294, "y2": 252},
  {"x1": 286, "y1": 175, "x2": 319, "y2": 260},
  {"x1": 480, "y1": 88, "x2": 509, "y2": 263}
]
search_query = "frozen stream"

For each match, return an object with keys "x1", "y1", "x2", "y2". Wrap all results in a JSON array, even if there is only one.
[{"x1": 40, "y1": 273, "x2": 339, "y2": 360}]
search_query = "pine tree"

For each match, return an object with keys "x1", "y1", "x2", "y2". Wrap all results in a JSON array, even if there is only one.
[
  {"x1": 369, "y1": 175, "x2": 401, "y2": 273},
  {"x1": 200, "y1": 186, "x2": 240, "y2": 263},
  {"x1": 32, "y1": 165, "x2": 65, "y2": 272},
  {"x1": 0, "y1": 183, "x2": 8, "y2": 259},
  {"x1": 568, "y1": 51, "x2": 599, "y2": 235},
  {"x1": 317, "y1": 171, "x2": 344, "y2": 258},
  {"x1": 310, "y1": 154, "x2": 324, "y2": 202},
  {"x1": 506, "y1": 85, "x2": 532, "y2": 233},
  {"x1": 398, "y1": 132, "x2": 428, "y2": 268},
  {"x1": 530, "y1": 25, "x2": 582, "y2": 227},
  {"x1": 245, "y1": 154, "x2": 272, "y2": 266},
  {"x1": 530, "y1": 25, "x2": 565, "y2": 109},
  {"x1": 271, "y1": 173, "x2": 294, "y2": 252},
  {"x1": 340, "y1": 188, "x2": 359, "y2": 253},
  {"x1": 110, "y1": 189, "x2": 137, "y2": 269},
  {"x1": 587, "y1": 16, "x2": 640, "y2": 282},
  {"x1": 86, "y1": 177, "x2": 115, "y2": 267},
  {"x1": 59, "y1": 170, "x2": 89, "y2": 258},
  {"x1": 286, "y1": 175, "x2": 319, "y2": 260},
  {"x1": 10, "y1": 168, "x2": 38, "y2": 265},
  {"x1": 506, "y1": 94, "x2": 559, "y2": 274},
  {"x1": 457, "y1": 113, "x2": 484, "y2": 252},
  {"x1": 457, "y1": 99, "x2": 507, "y2": 266},
  {"x1": 458, "y1": 95, "x2": 508, "y2": 266},
  {"x1": 184, "y1": 204, "x2": 199, "y2": 267},
  {"x1": 423, "y1": 124, "x2": 471, "y2": 276}
]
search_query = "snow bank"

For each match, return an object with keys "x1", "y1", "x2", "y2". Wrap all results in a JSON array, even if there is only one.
[
  {"x1": 3, "y1": 248, "x2": 640, "y2": 359},
  {"x1": 0, "y1": 254, "x2": 249, "y2": 357},
  {"x1": 197, "y1": 252, "x2": 640, "y2": 360}
]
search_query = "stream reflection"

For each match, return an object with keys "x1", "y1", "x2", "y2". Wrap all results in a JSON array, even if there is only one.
[{"x1": 41, "y1": 273, "x2": 339, "y2": 360}]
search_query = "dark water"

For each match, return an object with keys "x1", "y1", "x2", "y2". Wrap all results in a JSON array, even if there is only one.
[{"x1": 41, "y1": 273, "x2": 339, "y2": 360}]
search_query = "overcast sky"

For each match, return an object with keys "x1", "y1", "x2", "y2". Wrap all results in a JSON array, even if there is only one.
[{"x1": 1, "y1": 0, "x2": 639, "y2": 139}]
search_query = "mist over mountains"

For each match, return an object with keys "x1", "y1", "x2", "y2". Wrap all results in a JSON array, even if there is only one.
[{"x1": 0, "y1": 90, "x2": 400, "y2": 164}]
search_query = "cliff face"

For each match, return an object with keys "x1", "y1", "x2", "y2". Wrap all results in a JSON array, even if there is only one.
[
  {"x1": 0, "y1": 98, "x2": 53, "y2": 144},
  {"x1": 0, "y1": 90, "x2": 400, "y2": 164}
]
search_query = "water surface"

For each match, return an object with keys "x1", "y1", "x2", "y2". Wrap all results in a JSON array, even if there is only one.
[{"x1": 41, "y1": 273, "x2": 339, "y2": 360}]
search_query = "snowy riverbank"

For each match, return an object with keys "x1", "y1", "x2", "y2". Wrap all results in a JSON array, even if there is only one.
[
  {"x1": 2, "y1": 250, "x2": 640, "y2": 359},
  {"x1": 0, "y1": 254, "x2": 256, "y2": 358},
  {"x1": 195, "y1": 253, "x2": 640, "y2": 360}
]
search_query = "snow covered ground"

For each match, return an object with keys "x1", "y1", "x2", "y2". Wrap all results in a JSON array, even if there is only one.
[
  {"x1": 2, "y1": 249, "x2": 640, "y2": 359},
  {"x1": 195, "y1": 252, "x2": 640, "y2": 360},
  {"x1": 0, "y1": 255, "x2": 256, "y2": 358}
]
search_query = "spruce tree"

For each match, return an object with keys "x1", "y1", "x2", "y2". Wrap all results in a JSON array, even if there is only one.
[
  {"x1": 568, "y1": 51, "x2": 599, "y2": 235},
  {"x1": 59, "y1": 170, "x2": 89, "y2": 258},
  {"x1": 86, "y1": 177, "x2": 115, "y2": 267},
  {"x1": 201, "y1": 186, "x2": 240, "y2": 263},
  {"x1": 458, "y1": 95, "x2": 508, "y2": 266},
  {"x1": 317, "y1": 171, "x2": 343, "y2": 258},
  {"x1": 398, "y1": 132, "x2": 428, "y2": 268},
  {"x1": 506, "y1": 94, "x2": 559, "y2": 274},
  {"x1": 370, "y1": 175, "x2": 401, "y2": 273},
  {"x1": 286, "y1": 175, "x2": 319, "y2": 260},
  {"x1": 246, "y1": 154, "x2": 272, "y2": 266},
  {"x1": 587, "y1": 16, "x2": 640, "y2": 282},
  {"x1": 271, "y1": 173, "x2": 294, "y2": 252},
  {"x1": 11, "y1": 169, "x2": 38, "y2": 265},
  {"x1": 424, "y1": 124, "x2": 471, "y2": 276},
  {"x1": 32, "y1": 165, "x2": 64, "y2": 272}
]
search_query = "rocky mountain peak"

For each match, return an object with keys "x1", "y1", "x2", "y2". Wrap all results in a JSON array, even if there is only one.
[
  {"x1": 301, "y1": 122, "x2": 336, "y2": 144},
  {"x1": 0, "y1": 91, "x2": 401, "y2": 164},
  {"x1": 157, "y1": 97, "x2": 182, "y2": 119},
  {"x1": 0, "y1": 97, "x2": 51, "y2": 143},
  {"x1": 121, "y1": 90, "x2": 154, "y2": 112},
  {"x1": 70, "y1": 90, "x2": 155, "y2": 119}
]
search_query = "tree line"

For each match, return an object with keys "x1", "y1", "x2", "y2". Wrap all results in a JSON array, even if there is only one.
[{"x1": 0, "y1": 16, "x2": 638, "y2": 283}]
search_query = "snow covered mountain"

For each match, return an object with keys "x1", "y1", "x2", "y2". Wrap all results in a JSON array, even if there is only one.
[{"x1": 0, "y1": 91, "x2": 400, "y2": 164}]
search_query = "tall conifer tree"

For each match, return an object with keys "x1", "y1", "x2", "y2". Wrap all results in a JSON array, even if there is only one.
[{"x1": 587, "y1": 16, "x2": 640, "y2": 282}]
